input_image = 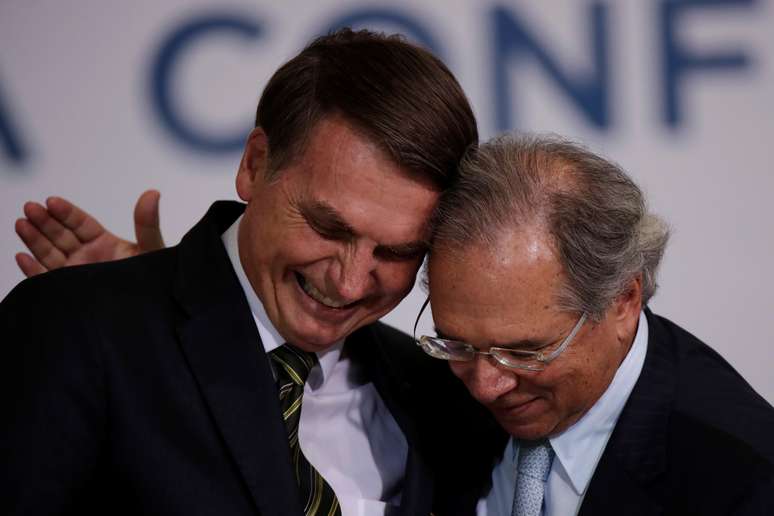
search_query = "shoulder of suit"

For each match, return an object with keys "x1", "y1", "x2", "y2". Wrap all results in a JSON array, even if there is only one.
[
  {"x1": 362, "y1": 320, "x2": 414, "y2": 344},
  {"x1": 647, "y1": 311, "x2": 774, "y2": 467},
  {"x1": 2, "y1": 246, "x2": 184, "y2": 353},
  {"x1": 5, "y1": 245, "x2": 177, "y2": 305},
  {"x1": 663, "y1": 410, "x2": 774, "y2": 510}
]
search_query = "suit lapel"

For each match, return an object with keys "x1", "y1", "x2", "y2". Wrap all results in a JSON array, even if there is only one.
[
  {"x1": 579, "y1": 309, "x2": 676, "y2": 516},
  {"x1": 174, "y1": 202, "x2": 303, "y2": 516},
  {"x1": 580, "y1": 453, "x2": 662, "y2": 516},
  {"x1": 346, "y1": 324, "x2": 435, "y2": 516}
]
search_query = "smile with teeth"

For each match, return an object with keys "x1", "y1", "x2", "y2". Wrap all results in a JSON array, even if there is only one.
[{"x1": 297, "y1": 273, "x2": 353, "y2": 309}]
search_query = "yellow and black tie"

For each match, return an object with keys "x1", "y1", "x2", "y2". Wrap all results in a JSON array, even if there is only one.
[{"x1": 269, "y1": 344, "x2": 342, "y2": 516}]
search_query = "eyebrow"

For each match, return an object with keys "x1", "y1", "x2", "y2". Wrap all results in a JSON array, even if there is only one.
[
  {"x1": 434, "y1": 327, "x2": 551, "y2": 351},
  {"x1": 299, "y1": 199, "x2": 429, "y2": 255}
]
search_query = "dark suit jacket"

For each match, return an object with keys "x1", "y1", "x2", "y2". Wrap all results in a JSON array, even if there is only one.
[
  {"x1": 0, "y1": 201, "x2": 496, "y2": 516},
  {"x1": 577, "y1": 310, "x2": 774, "y2": 515}
]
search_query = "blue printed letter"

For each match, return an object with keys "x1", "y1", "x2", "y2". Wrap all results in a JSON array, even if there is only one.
[
  {"x1": 661, "y1": 0, "x2": 756, "y2": 127},
  {"x1": 0, "y1": 81, "x2": 28, "y2": 167},
  {"x1": 150, "y1": 13, "x2": 263, "y2": 154},
  {"x1": 492, "y1": 3, "x2": 610, "y2": 131}
]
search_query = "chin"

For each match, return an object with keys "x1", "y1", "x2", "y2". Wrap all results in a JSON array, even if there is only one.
[
  {"x1": 283, "y1": 317, "x2": 355, "y2": 352},
  {"x1": 497, "y1": 417, "x2": 555, "y2": 441},
  {"x1": 285, "y1": 328, "x2": 343, "y2": 353}
]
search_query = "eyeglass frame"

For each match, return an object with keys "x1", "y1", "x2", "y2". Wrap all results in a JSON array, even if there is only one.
[{"x1": 412, "y1": 297, "x2": 588, "y2": 371}]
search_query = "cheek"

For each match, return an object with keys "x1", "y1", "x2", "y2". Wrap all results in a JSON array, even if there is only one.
[
  {"x1": 539, "y1": 363, "x2": 599, "y2": 418},
  {"x1": 448, "y1": 360, "x2": 474, "y2": 385},
  {"x1": 275, "y1": 234, "x2": 340, "y2": 272},
  {"x1": 527, "y1": 367, "x2": 576, "y2": 402}
]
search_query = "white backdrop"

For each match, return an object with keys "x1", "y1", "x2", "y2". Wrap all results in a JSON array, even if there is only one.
[{"x1": 1, "y1": 0, "x2": 772, "y2": 403}]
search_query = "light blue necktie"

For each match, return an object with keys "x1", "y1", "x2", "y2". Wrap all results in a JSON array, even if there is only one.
[{"x1": 511, "y1": 440, "x2": 554, "y2": 516}]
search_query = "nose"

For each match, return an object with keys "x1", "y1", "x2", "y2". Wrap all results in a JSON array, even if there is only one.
[
  {"x1": 456, "y1": 355, "x2": 518, "y2": 405},
  {"x1": 329, "y1": 242, "x2": 377, "y2": 302}
]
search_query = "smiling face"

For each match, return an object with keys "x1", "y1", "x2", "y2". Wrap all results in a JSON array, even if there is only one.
[
  {"x1": 428, "y1": 226, "x2": 640, "y2": 440},
  {"x1": 236, "y1": 115, "x2": 440, "y2": 353}
]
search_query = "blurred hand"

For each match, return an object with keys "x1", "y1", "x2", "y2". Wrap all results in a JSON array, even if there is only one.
[{"x1": 14, "y1": 190, "x2": 166, "y2": 277}]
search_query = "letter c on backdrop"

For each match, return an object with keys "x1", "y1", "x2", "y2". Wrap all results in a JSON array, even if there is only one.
[{"x1": 150, "y1": 13, "x2": 263, "y2": 154}]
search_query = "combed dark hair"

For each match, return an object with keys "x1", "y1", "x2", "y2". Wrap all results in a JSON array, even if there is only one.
[
  {"x1": 256, "y1": 28, "x2": 478, "y2": 188},
  {"x1": 430, "y1": 134, "x2": 670, "y2": 319}
]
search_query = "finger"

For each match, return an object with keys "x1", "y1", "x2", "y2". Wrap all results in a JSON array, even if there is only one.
[
  {"x1": 22, "y1": 201, "x2": 82, "y2": 255},
  {"x1": 45, "y1": 196, "x2": 106, "y2": 243},
  {"x1": 15, "y1": 252, "x2": 47, "y2": 277},
  {"x1": 134, "y1": 190, "x2": 165, "y2": 252},
  {"x1": 15, "y1": 218, "x2": 68, "y2": 270}
]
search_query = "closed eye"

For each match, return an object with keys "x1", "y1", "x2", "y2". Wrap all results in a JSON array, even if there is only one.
[
  {"x1": 306, "y1": 216, "x2": 351, "y2": 241},
  {"x1": 298, "y1": 199, "x2": 426, "y2": 260},
  {"x1": 436, "y1": 328, "x2": 553, "y2": 353},
  {"x1": 374, "y1": 244, "x2": 427, "y2": 262},
  {"x1": 511, "y1": 341, "x2": 552, "y2": 352},
  {"x1": 299, "y1": 200, "x2": 355, "y2": 241}
]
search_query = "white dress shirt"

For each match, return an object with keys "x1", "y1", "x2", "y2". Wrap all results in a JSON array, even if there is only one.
[
  {"x1": 478, "y1": 312, "x2": 649, "y2": 516},
  {"x1": 222, "y1": 216, "x2": 408, "y2": 516}
]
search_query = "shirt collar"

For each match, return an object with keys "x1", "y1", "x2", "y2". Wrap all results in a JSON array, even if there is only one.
[
  {"x1": 545, "y1": 311, "x2": 649, "y2": 495},
  {"x1": 221, "y1": 215, "x2": 342, "y2": 389}
]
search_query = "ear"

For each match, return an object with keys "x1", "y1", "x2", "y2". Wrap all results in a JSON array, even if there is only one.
[
  {"x1": 612, "y1": 274, "x2": 643, "y2": 344},
  {"x1": 236, "y1": 127, "x2": 269, "y2": 202}
]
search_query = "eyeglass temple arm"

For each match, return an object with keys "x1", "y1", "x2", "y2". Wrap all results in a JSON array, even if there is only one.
[{"x1": 413, "y1": 296, "x2": 432, "y2": 342}]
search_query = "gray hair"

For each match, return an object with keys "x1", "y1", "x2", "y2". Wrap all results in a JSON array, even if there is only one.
[{"x1": 429, "y1": 133, "x2": 670, "y2": 320}]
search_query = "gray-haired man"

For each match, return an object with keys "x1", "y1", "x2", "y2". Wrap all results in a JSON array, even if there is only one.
[
  {"x1": 12, "y1": 133, "x2": 774, "y2": 515},
  {"x1": 417, "y1": 134, "x2": 774, "y2": 515}
]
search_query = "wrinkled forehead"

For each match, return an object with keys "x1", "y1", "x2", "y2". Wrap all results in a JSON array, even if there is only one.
[
  {"x1": 427, "y1": 226, "x2": 565, "y2": 308},
  {"x1": 277, "y1": 114, "x2": 449, "y2": 191},
  {"x1": 429, "y1": 223, "x2": 559, "y2": 272}
]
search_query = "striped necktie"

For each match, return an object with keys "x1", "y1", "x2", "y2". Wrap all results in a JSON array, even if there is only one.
[
  {"x1": 269, "y1": 344, "x2": 342, "y2": 516},
  {"x1": 511, "y1": 440, "x2": 554, "y2": 516}
]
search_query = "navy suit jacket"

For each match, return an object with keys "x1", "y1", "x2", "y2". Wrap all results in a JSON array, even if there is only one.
[
  {"x1": 576, "y1": 310, "x2": 774, "y2": 515},
  {"x1": 0, "y1": 201, "x2": 496, "y2": 516}
]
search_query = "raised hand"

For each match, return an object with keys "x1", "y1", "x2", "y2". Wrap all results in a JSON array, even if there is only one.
[{"x1": 14, "y1": 190, "x2": 166, "y2": 277}]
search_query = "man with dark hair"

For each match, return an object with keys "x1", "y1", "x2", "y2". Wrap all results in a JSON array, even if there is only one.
[
  {"x1": 2, "y1": 29, "x2": 494, "y2": 516},
  {"x1": 417, "y1": 134, "x2": 774, "y2": 515}
]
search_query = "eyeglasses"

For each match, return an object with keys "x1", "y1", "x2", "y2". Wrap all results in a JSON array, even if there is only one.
[{"x1": 413, "y1": 297, "x2": 588, "y2": 371}]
